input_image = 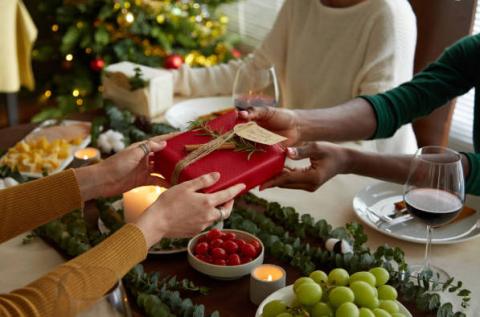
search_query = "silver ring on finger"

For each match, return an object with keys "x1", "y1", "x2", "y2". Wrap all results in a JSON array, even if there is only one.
[
  {"x1": 216, "y1": 207, "x2": 224, "y2": 223},
  {"x1": 138, "y1": 142, "x2": 150, "y2": 156}
]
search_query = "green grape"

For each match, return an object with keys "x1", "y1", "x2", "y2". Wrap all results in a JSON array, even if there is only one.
[
  {"x1": 296, "y1": 282, "x2": 323, "y2": 306},
  {"x1": 359, "y1": 307, "x2": 375, "y2": 317},
  {"x1": 328, "y1": 268, "x2": 350, "y2": 286},
  {"x1": 311, "y1": 302, "x2": 333, "y2": 317},
  {"x1": 294, "y1": 277, "x2": 315, "y2": 293},
  {"x1": 370, "y1": 297, "x2": 380, "y2": 310},
  {"x1": 350, "y1": 272, "x2": 377, "y2": 287},
  {"x1": 377, "y1": 285, "x2": 398, "y2": 301},
  {"x1": 335, "y1": 302, "x2": 359, "y2": 317},
  {"x1": 350, "y1": 281, "x2": 377, "y2": 308},
  {"x1": 391, "y1": 313, "x2": 406, "y2": 317},
  {"x1": 328, "y1": 286, "x2": 354, "y2": 308},
  {"x1": 310, "y1": 270, "x2": 328, "y2": 284},
  {"x1": 379, "y1": 300, "x2": 399, "y2": 314},
  {"x1": 373, "y1": 308, "x2": 392, "y2": 317},
  {"x1": 276, "y1": 313, "x2": 293, "y2": 317},
  {"x1": 369, "y1": 267, "x2": 390, "y2": 287},
  {"x1": 262, "y1": 300, "x2": 287, "y2": 317}
]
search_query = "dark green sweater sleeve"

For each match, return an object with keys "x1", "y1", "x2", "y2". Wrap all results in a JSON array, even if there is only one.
[
  {"x1": 464, "y1": 153, "x2": 480, "y2": 196},
  {"x1": 361, "y1": 34, "x2": 480, "y2": 138}
]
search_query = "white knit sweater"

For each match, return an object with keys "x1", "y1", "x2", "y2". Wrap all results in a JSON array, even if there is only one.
[{"x1": 173, "y1": 0, "x2": 418, "y2": 154}]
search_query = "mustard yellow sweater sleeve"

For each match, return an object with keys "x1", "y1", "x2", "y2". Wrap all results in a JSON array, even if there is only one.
[
  {"x1": 0, "y1": 169, "x2": 148, "y2": 316},
  {"x1": 0, "y1": 169, "x2": 82, "y2": 243},
  {"x1": 0, "y1": 224, "x2": 147, "y2": 316}
]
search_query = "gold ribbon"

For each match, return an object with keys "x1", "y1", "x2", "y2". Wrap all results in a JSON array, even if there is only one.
[{"x1": 171, "y1": 123, "x2": 254, "y2": 185}]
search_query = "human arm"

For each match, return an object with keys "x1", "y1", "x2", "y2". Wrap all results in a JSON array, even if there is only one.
[
  {"x1": 261, "y1": 142, "x2": 479, "y2": 195},
  {"x1": 0, "y1": 172, "x2": 245, "y2": 317},
  {"x1": 0, "y1": 135, "x2": 171, "y2": 243},
  {"x1": 241, "y1": 35, "x2": 480, "y2": 142}
]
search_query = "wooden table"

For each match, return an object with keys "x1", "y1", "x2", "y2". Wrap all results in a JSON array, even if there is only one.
[{"x1": 1, "y1": 123, "x2": 479, "y2": 317}]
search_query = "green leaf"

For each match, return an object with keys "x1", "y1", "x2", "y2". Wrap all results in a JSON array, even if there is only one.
[
  {"x1": 94, "y1": 26, "x2": 110, "y2": 47},
  {"x1": 61, "y1": 26, "x2": 81, "y2": 54}
]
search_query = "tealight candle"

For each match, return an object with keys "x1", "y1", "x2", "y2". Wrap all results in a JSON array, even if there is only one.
[
  {"x1": 250, "y1": 264, "x2": 286, "y2": 305},
  {"x1": 123, "y1": 186, "x2": 165, "y2": 223},
  {"x1": 74, "y1": 147, "x2": 100, "y2": 163}
]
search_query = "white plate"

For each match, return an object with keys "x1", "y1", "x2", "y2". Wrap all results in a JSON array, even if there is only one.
[
  {"x1": 353, "y1": 182, "x2": 480, "y2": 244},
  {"x1": 165, "y1": 96, "x2": 233, "y2": 130},
  {"x1": 2, "y1": 120, "x2": 91, "y2": 178},
  {"x1": 98, "y1": 200, "x2": 222, "y2": 255},
  {"x1": 255, "y1": 285, "x2": 412, "y2": 317}
]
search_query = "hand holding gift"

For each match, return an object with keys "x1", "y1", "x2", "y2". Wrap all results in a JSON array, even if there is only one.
[{"x1": 153, "y1": 110, "x2": 287, "y2": 194}]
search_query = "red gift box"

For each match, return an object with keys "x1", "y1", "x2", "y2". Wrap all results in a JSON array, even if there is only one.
[{"x1": 153, "y1": 110, "x2": 286, "y2": 193}]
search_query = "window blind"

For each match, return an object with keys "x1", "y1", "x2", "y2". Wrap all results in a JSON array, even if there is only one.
[
  {"x1": 448, "y1": 3, "x2": 480, "y2": 152},
  {"x1": 221, "y1": 0, "x2": 285, "y2": 48}
]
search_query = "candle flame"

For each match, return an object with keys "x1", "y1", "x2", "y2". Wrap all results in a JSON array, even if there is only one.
[
  {"x1": 267, "y1": 274, "x2": 273, "y2": 282},
  {"x1": 83, "y1": 155, "x2": 89, "y2": 160}
]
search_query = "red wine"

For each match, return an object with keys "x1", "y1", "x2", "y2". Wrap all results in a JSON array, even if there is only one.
[{"x1": 405, "y1": 188, "x2": 462, "y2": 227}]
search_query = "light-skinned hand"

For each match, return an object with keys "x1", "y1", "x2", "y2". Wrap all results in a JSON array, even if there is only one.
[{"x1": 135, "y1": 172, "x2": 246, "y2": 248}]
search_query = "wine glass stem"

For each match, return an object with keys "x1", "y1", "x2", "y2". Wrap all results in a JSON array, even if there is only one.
[{"x1": 422, "y1": 225, "x2": 433, "y2": 271}]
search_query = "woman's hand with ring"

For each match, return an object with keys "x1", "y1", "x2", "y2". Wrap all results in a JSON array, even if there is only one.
[
  {"x1": 135, "y1": 172, "x2": 245, "y2": 248},
  {"x1": 75, "y1": 133, "x2": 177, "y2": 201}
]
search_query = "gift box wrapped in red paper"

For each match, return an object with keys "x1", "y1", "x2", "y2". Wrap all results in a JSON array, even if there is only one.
[{"x1": 153, "y1": 110, "x2": 286, "y2": 193}]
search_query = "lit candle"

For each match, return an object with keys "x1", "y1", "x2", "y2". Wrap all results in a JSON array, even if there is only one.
[
  {"x1": 250, "y1": 264, "x2": 286, "y2": 305},
  {"x1": 74, "y1": 147, "x2": 100, "y2": 163},
  {"x1": 122, "y1": 186, "x2": 165, "y2": 223}
]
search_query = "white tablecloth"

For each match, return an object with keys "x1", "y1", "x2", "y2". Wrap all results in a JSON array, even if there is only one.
[{"x1": 1, "y1": 172, "x2": 479, "y2": 315}]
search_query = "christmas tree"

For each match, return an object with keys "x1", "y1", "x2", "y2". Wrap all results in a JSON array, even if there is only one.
[{"x1": 29, "y1": 0, "x2": 241, "y2": 121}]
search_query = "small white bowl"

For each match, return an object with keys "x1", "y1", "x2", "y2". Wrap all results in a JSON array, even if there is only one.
[{"x1": 187, "y1": 229, "x2": 264, "y2": 280}]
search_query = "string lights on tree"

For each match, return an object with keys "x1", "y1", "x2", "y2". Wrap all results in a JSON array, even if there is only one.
[{"x1": 29, "y1": 0, "x2": 241, "y2": 121}]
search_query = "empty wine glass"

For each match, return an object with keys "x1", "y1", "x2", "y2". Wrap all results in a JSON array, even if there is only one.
[
  {"x1": 55, "y1": 266, "x2": 132, "y2": 317},
  {"x1": 404, "y1": 146, "x2": 465, "y2": 281},
  {"x1": 233, "y1": 55, "x2": 279, "y2": 109}
]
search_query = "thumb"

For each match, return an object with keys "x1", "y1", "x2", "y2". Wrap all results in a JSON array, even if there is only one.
[
  {"x1": 239, "y1": 106, "x2": 272, "y2": 122},
  {"x1": 148, "y1": 140, "x2": 167, "y2": 153}
]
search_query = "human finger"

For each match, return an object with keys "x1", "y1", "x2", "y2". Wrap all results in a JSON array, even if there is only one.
[
  {"x1": 149, "y1": 132, "x2": 180, "y2": 143},
  {"x1": 207, "y1": 183, "x2": 246, "y2": 206},
  {"x1": 220, "y1": 200, "x2": 234, "y2": 219},
  {"x1": 183, "y1": 172, "x2": 220, "y2": 191}
]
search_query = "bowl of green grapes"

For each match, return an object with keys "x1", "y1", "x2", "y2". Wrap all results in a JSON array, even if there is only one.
[{"x1": 256, "y1": 267, "x2": 411, "y2": 317}]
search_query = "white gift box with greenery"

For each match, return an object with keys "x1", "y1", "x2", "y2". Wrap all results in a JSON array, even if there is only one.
[{"x1": 102, "y1": 61, "x2": 173, "y2": 119}]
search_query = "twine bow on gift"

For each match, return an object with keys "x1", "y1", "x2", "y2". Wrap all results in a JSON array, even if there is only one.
[{"x1": 171, "y1": 123, "x2": 256, "y2": 185}]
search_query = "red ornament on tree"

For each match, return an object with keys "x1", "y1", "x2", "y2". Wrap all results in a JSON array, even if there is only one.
[
  {"x1": 231, "y1": 48, "x2": 241, "y2": 59},
  {"x1": 164, "y1": 54, "x2": 183, "y2": 69},
  {"x1": 90, "y1": 58, "x2": 105, "y2": 72}
]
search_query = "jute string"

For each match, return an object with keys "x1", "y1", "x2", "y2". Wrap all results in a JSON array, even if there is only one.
[{"x1": 171, "y1": 123, "x2": 254, "y2": 185}]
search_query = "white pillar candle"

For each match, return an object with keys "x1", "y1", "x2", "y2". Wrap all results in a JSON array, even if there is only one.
[
  {"x1": 122, "y1": 186, "x2": 165, "y2": 223},
  {"x1": 250, "y1": 264, "x2": 286, "y2": 305}
]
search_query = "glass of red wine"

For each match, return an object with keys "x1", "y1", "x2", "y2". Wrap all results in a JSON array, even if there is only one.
[
  {"x1": 404, "y1": 146, "x2": 465, "y2": 281},
  {"x1": 233, "y1": 54, "x2": 279, "y2": 109}
]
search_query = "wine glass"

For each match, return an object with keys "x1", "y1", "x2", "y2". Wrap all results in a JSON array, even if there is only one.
[
  {"x1": 404, "y1": 146, "x2": 465, "y2": 281},
  {"x1": 55, "y1": 266, "x2": 132, "y2": 317},
  {"x1": 233, "y1": 55, "x2": 279, "y2": 109}
]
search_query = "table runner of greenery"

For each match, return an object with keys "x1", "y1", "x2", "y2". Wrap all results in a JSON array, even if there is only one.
[{"x1": 1, "y1": 106, "x2": 471, "y2": 317}]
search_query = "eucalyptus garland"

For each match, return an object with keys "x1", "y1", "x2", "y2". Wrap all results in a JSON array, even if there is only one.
[{"x1": 228, "y1": 193, "x2": 471, "y2": 317}]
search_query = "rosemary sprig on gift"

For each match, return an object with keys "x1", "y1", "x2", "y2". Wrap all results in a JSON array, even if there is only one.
[{"x1": 187, "y1": 119, "x2": 264, "y2": 160}]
